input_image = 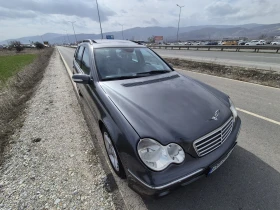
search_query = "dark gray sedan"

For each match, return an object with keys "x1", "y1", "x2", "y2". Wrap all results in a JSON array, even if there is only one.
[{"x1": 72, "y1": 39, "x2": 241, "y2": 197}]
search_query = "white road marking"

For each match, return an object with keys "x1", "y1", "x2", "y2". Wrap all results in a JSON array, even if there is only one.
[
  {"x1": 244, "y1": 55, "x2": 280, "y2": 58},
  {"x1": 237, "y1": 108, "x2": 280, "y2": 126}
]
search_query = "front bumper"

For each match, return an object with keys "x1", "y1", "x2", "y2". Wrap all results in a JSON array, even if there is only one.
[{"x1": 127, "y1": 117, "x2": 241, "y2": 197}]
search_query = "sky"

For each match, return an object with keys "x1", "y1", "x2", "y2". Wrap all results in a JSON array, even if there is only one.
[{"x1": 0, "y1": 0, "x2": 279, "y2": 41}]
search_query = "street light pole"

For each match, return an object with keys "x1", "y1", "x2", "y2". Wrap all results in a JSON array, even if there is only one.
[
  {"x1": 119, "y1": 24, "x2": 124, "y2": 39},
  {"x1": 95, "y1": 0, "x2": 103, "y2": 39},
  {"x1": 176, "y1": 4, "x2": 184, "y2": 42},
  {"x1": 64, "y1": 30, "x2": 70, "y2": 44},
  {"x1": 68, "y1": 21, "x2": 78, "y2": 44}
]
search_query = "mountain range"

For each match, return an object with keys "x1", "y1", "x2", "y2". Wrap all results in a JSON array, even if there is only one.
[{"x1": 1, "y1": 23, "x2": 280, "y2": 45}]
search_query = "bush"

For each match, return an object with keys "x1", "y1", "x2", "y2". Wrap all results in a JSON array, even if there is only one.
[
  {"x1": 9, "y1": 41, "x2": 24, "y2": 52},
  {"x1": 34, "y1": 42, "x2": 45, "y2": 49}
]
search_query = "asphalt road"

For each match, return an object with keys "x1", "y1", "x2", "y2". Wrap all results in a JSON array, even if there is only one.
[
  {"x1": 153, "y1": 49, "x2": 280, "y2": 72},
  {"x1": 57, "y1": 46, "x2": 280, "y2": 210}
]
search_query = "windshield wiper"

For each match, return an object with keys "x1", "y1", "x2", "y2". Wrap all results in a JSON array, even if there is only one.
[
  {"x1": 102, "y1": 75, "x2": 143, "y2": 81},
  {"x1": 136, "y1": 70, "x2": 171, "y2": 75}
]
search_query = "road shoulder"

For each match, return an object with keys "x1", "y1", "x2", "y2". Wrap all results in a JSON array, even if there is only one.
[{"x1": 0, "y1": 49, "x2": 115, "y2": 209}]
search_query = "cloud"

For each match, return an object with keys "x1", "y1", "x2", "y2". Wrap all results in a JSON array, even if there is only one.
[
  {"x1": 205, "y1": 1, "x2": 240, "y2": 17},
  {"x1": 203, "y1": 0, "x2": 280, "y2": 24},
  {"x1": 0, "y1": 0, "x2": 116, "y2": 21},
  {"x1": 0, "y1": 7, "x2": 37, "y2": 19},
  {"x1": 1, "y1": 0, "x2": 280, "y2": 41},
  {"x1": 143, "y1": 18, "x2": 159, "y2": 25}
]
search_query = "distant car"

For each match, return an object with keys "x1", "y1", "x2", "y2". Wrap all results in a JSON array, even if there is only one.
[
  {"x1": 245, "y1": 40, "x2": 259, "y2": 45},
  {"x1": 266, "y1": 41, "x2": 271, "y2": 44},
  {"x1": 184, "y1": 42, "x2": 192, "y2": 45},
  {"x1": 206, "y1": 41, "x2": 218, "y2": 45},
  {"x1": 222, "y1": 40, "x2": 238, "y2": 45},
  {"x1": 192, "y1": 41, "x2": 201, "y2": 45},
  {"x1": 218, "y1": 41, "x2": 223, "y2": 45},
  {"x1": 256, "y1": 40, "x2": 266, "y2": 45},
  {"x1": 72, "y1": 39, "x2": 241, "y2": 197},
  {"x1": 238, "y1": 41, "x2": 247, "y2": 45},
  {"x1": 271, "y1": 41, "x2": 280, "y2": 45}
]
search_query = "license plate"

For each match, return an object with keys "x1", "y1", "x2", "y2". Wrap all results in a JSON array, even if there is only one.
[{"x1": 208, "y1": 146, "x2": 235, "y2": 175}]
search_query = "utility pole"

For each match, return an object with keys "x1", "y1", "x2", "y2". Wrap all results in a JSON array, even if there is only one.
[
  {"x1": 119, "y1": 24, "x2": 124, "y2": 39},
  {"x1": 64, "y1": 30, "x2": 70, "y2": 44},
  {"x1": 68, "y1": 21, "x2": 78, "y2": 44},
  {"x1": 39, "y1": 35, "x2": 44, "y2": 43},
  {"x1": 95, "y1": 0, "x2": 103, "y2": 39},
  {"x1": 176, "y1": 4, "x2": 184, "y2": 42}
]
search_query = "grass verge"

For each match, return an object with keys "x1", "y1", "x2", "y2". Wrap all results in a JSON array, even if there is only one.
[
  {"x1": 0, "y1": 48, "x2": 54, "y2": 165},
  {"x1": 164, "y1": 57, "x2": 280, "y2": 88},
  {"x1": 0, "y1": 54, "x2": 37, "y2": 84}
]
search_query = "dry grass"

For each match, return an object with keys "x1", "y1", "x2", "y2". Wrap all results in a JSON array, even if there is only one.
[{"x1": 0, "y1": 48, "x2": 54, "y2": 164}]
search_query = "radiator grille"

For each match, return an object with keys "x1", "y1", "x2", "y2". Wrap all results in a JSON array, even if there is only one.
[{"x1": 193, "y1": 117, "x2": 233, "y2": 157}]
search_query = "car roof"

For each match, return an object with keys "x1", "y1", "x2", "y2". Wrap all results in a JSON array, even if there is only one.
[{"x1": 79, "y1": 39, "x2": 146, "y2": 48}]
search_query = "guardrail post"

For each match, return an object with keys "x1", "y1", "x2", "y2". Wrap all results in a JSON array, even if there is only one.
[
  {"x1": 197, "y1": 47, "x2": 198, "y2": 50},
  {"x1": 277, "y1": 49, "x2": 279, "y2": 53},
  {"x1": 254, "y1": 49, "x2": 257, "y2": 52},
  {"x1": 179, "y1": 47, "x2": 181, "y2": 50},
  {"x1": 171, "y1": 47, "x2": 173, "y2": 50},
  {"x1": 221, "y1": 48, "x2": 223, "y2": 51},
  {"x1": 187, "y1": 47, "x2": 189, "y2": 50},
  {"x1": 208, "y1": 48, "x2": 210, "y2": 51}
]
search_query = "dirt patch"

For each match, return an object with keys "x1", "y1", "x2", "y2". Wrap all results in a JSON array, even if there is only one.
[
  {"x1": 0, "y1": 48, "x2": 54, "y2": 165},
  {"x1": 164, "y1": 57, "x2": 280, "y2": 88}
]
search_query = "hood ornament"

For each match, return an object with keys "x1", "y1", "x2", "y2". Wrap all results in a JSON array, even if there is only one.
[{"x1": 211, "y1": 110, "x2": 220, "y2": 121}]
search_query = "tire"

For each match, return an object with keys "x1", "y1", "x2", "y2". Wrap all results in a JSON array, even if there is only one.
[{"x1": 102, "y1": 128, "x2": 126, "y2": 179}]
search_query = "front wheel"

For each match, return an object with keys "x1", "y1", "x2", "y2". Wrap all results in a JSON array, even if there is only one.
[{"x1": 103, "y1": 129, "x2": 126, "y2": 179}]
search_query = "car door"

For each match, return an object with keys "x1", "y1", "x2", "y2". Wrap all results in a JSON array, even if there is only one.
[{"x1": 79, "y1": 46, "x2": 100, "y2": 121}]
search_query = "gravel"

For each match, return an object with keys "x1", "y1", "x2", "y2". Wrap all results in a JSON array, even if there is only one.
[{"x1": 0, "y1": 50, "x2": 115, "y2": 209}]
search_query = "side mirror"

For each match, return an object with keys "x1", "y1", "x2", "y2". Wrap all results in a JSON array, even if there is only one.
[{"x1": 72, "y1": 73, "x2": 91, "y2": 84}]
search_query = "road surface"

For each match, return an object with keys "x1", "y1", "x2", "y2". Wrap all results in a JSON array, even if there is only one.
[
  {"x1": 57, "y1": 46, "x2": 280, "y2": 210},
  {"x1": 153, "y1": 49, "x2": 280, "y2": 72}
]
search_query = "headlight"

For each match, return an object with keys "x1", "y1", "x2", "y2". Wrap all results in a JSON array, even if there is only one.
[
  {"x1": 229, "y1": 98, "x2": 238, "y2": 122},
  {"x1": 137, "y1": 138, "x2": 185, "y2": 171}
]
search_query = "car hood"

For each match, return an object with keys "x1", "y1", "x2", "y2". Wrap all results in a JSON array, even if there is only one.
[{"x1": 100, "y1": 72, "x2": 231, "y2": 146}]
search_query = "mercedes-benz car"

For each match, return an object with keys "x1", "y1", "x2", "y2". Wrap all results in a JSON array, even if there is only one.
[{"x1": 72, "y1": 39, "x2": 241, "y2": 197}]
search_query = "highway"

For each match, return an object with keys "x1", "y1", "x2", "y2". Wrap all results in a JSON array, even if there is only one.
[
  {"x1": 153, "y1": 49, "x2": 280, "y2": 72},
  {"x1": 57, "y1": 46, "x2": 280, "y2": 210}
]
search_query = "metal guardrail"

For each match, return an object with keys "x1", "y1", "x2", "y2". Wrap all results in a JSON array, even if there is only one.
[
  {"x1": 150, "y1": 45, "x2": 280, "y2": 53},
  {"x1": 66, "y1": 44, "x2": 280, "y2": 53}
]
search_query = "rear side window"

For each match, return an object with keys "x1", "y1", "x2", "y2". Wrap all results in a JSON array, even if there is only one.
[
  {"x1": 81, "y1": 48, "x2": 90, "y2": 74},
  {"x1": 75, "y1": 46, "x2": 84, "y2": 66}
]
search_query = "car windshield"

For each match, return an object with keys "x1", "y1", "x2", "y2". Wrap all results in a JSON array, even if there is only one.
[{"x1": 94, "y1": 47, "x2": 172, "y2": 81}]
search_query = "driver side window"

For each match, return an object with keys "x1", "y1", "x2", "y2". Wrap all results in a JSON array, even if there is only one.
[
  {"x1": 76, "y1": 46, "x2": 84, "y2": 67},
  {"x1": 81, "y1": 48, "x2": 90, "y2": 74}
]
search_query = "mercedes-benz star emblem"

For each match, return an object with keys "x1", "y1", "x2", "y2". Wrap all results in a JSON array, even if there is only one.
[{"x1": 211, "y1": 110, "x2": 220, "y2": 121}]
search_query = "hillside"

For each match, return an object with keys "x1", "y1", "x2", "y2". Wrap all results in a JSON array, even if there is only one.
[{"x1": 1, "y1": 23, "x2": 279, "y2": 44}]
